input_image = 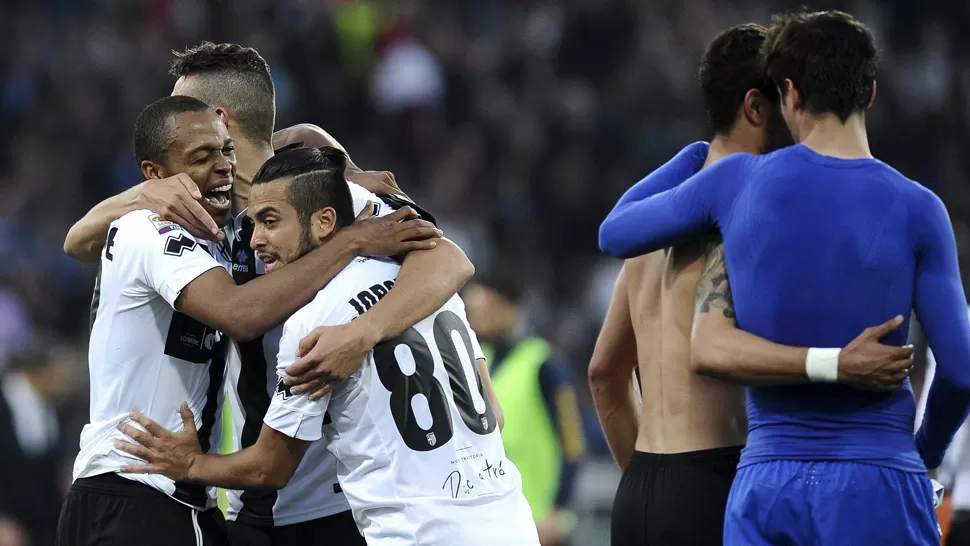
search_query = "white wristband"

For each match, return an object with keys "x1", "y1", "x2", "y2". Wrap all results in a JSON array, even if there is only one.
[{"x1": 805, "y1": 348, "x2": 840, "y2": 382}]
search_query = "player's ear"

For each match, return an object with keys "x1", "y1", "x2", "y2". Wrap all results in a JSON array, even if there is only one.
[
  {"x1": 868, "y1": 80, "x2": 877, "y2": 109},
  {"x1": 785, "y1": 79, "x2": 800, "y2": 110},
  {"x1": 742, "y1": 89, "x2": 765, "y2": 127},
  {"x1": 311, "y1": 207, "x2": 338, "y2": 241},
  {"x1": 212, "y1": 107, "x2": 231, "y2": 128},
  {"x1": 140, "y1": 161, "x2": 165, "y2": 181}
]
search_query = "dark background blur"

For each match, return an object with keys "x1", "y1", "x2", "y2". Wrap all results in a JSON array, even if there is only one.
[{"x1": 2, "y1": 0, "x2": 970, "y2": 544}]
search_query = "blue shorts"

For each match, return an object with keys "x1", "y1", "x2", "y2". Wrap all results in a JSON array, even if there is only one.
[{"x1": 723, "y1": 460, "x2": 939, "y2": 545}]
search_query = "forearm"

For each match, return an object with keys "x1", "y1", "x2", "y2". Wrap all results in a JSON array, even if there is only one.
[
  {"x1": 233, "y1": 234, "x2": 359, "y2": 340},
  {"x1": 599, "y1": 142, "x2": 709, "y2": 258},
  {"x1": 914, "y1": 261, "x2": 970, "y2": 468},
  {"x1": 64, "y1": 185, "x2": 142, "y2": 261},
  {"x1": 590, "y1": 373, "x2": 641, "y2": 470},
  {"x1": 187, "y1": 448, "x2": 282, "y2": 491},
  {"x1": 358, "y1": 238, "x2": 474, "y2": 341},
  {"x1": 690, "y1": 321, "x2": 810, "y2": 385},
  {"x1": 187, "y1": 425, "x2": 305, "y2": 490}
]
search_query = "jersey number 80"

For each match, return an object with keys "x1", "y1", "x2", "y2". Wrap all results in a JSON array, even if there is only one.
[{"x1": 373, "y1": 311, "x2": 497, "y2": 452}]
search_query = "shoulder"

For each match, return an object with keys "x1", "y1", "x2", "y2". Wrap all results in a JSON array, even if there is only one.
[
  {"x1": 111, "y1": 209, "x2": 203, "y2": 255},
  {"x1": 114, "y1": 209, "x2": 188, "y2": 237},
  {"x1": 294, "y1": 257, "x2": 401, "y2": 328}
]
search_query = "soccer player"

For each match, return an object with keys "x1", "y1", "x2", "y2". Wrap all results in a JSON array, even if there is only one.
[
  {"x1": 57, "y1": 96, "x2": 432, "y2": 546},
  {"x1": 589, "y1": 23, "x2": 916, "y2": 546},
  {"x1": 114, "y1": 146, "x2": 540, "y2": 546},
  {"x1": 598, "y1": 10, "x2": 969, "y2": 543},
  {"x1": 62, "y1": 43, "x2": 477, "y2": 545}
]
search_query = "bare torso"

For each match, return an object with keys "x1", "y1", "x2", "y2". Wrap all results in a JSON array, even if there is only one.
[{"x1": 627, "y1": 239, "x2": 747, "y2": 454}]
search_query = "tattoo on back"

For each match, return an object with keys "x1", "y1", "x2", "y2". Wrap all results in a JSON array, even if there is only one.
[{"x1": 695, "y1": 239, "x2": 736, "y2": 320}]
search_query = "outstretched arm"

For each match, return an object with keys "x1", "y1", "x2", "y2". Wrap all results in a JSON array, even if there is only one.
[
  {"x1": 177, "y1": 207, "x2": 439, "y2": 342},
  {"x1": 64, "y1": 174, "x2": 222, "y2": 262},
  {"x1": 913, "y1": 191, "x2": 970, "y2": 470},
  {"x1": 274, "y1": 123, "x2": 406, "y2": 198},
  {"x1": 599, "y1": 143, "x2": 729, "y2": 259},
  {"x1": 690, "y1": 239, "x2": 914, "y2": 390},
  {"x1": 118, "y1": 404, "x2": 307, "y2": 491}
]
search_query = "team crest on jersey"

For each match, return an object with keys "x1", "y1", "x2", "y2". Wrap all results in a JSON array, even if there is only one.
[
  {"x1": 481, "y1": 416, "x2": 489, "y2": 429},
  {"x1": 275, "y1": 375, "x2": 293, "y2": 400},
  {"x1": 148, "y1": 214, "x2": 183, "y2": 235},
  {"x1": 426, "y1": 432, "x2": 437, "y2": 447}
]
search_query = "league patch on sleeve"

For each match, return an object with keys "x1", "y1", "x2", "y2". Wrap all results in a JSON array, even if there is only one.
[{"x1": 148, "y1": 213, "x2": 184, "y2": 235}]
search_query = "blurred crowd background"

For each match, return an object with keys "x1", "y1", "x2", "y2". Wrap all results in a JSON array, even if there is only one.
[{"x1": 2, "y1": 0, "x2": 970, "y2": 544}]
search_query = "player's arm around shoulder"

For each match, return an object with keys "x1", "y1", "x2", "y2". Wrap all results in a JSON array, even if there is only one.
[
  {"x1": 64, "y1": 174, "x2": 222, "y2": 262},
  {"x1": 102, "y1": 209, "x2": 221, "y2": 300},
  {"x1": 689, "y1": 238, "x2": 914, "y2": 389},
  {"x1": 283, "y1": 191, "x2": 474, "y2": 399}
]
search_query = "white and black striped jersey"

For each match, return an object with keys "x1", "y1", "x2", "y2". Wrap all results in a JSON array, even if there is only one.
[
  {"x1": 75, "y1": 209, "x2": 231, "y2": 510},
  {"x1": 264, "y1": 257, "x2": 539, "y2": 545},
  {"x1": 224, "y1": 182, "x2": 440, "y2": 526}
]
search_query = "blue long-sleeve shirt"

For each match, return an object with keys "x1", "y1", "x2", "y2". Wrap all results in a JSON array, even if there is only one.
[{"x1": 600, "y1": 143, "x2": 970, "y2": 471}]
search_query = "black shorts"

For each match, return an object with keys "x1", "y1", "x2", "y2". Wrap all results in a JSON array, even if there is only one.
[
  {"x1": 56, "y1": 473, "x2": 229, "y2": 546},
  {"x1": 611, "y1": 446, "x2": 742, "y2": 546},
  {"x1": 226, "y1": 510, "x2": 364, "y2": 546}
]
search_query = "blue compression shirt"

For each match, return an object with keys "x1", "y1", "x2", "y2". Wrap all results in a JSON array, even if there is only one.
[{"x1": 600, "y1": 143, "x2": 970, "y2": 471}]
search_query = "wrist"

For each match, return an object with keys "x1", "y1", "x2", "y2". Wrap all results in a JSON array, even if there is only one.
[
  {"x1": 350, "y1": 314, "x2": 387, "y2": 348},
  {"x1": 806, "y1": 347, "x2": 840, "y2": 382},
  {"x1": 128, "y1": 183, "x2": 149, "y2": 211},
  {"x1": 334, "y1": 226, "x2": 364, "y2": 256},
  {"x1": 185, "y1": 452, "x2": 206, "y2": 483}
]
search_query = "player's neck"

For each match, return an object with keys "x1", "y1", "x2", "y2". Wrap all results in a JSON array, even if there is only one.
[
  {"x1": 705, "y1": 134, "x2": 757, "y2": 167},
  {"x1": 232, "y1": 138, "x2": 274, "y2": 212},
  {"x1": 797, "y1": 113, "x2": 872, "y2": 160}
]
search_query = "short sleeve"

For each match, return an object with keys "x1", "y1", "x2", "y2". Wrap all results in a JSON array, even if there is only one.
[
  {"x1": 116, "y1": 212, "x2": 224, "y2": 309},
  {"x1": 263, "y1": 264, "x2": 379, "y2": 441},
  {"x1": 263, "y1": 319, "x2": 331, "y2": 442}
]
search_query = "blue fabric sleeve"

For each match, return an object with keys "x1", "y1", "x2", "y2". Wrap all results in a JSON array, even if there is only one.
[
  {"x1": 538, "y1": 361, "x2": 584, "y2": 508},
  {"x1": 598, "y1": 141, "x2": 708, "y2": 258},
  {"x1": 599, "y1": 147, "x2": 744, "y2": 259},
  {"x1": 912, "y1": 190, "x2": 970, "y2": 469}
]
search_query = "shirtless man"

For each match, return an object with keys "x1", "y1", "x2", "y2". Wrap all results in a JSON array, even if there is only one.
[{"x1": 588, "y1": 24, "x2": 915, "y2": 546}]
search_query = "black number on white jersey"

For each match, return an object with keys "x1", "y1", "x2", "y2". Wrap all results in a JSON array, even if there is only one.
[
  {"x1": 105, "y1": 227, "x2": 119, "y2": 261},
  {"x1": 164, "y1": 233, "x2": 198, "y2": 256},
  {"x1": 373, "y1": 311, "x2": 495, "y2": 451}
]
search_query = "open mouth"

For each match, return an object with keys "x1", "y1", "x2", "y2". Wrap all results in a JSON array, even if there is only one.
[
  {"x1": 258, "y1": 252, "x2": 280, "y2": 272},
  {"x1": 204, "y1": 183, "x2": 232, "y2": 211}
]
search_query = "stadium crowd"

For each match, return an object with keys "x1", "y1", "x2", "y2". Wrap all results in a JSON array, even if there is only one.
[{"x1": 2, "y1": 0, "x2": 970, "y2": 542}]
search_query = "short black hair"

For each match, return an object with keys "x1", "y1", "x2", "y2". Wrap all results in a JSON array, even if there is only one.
[
  {"x1": 252, "y1": 146, "x2": 355, "y2": 230},
  {"x1": 761, "y1": 10, "x2": 878, "y2": 123},
  {"x1": 133, "y1": 95, "x2": 212, "y2": 166},
  {"x1": 170, "y1": 42, "x2": 275, "y2": 145},
  {"x1": 699, "y1": 24, "x2": 771, "y2": 135}
]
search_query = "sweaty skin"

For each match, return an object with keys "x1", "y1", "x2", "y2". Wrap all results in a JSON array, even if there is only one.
[{"x1": 630, "y1": 242, "x2": 746, "y2": 455}]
